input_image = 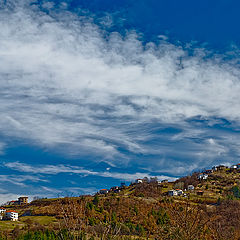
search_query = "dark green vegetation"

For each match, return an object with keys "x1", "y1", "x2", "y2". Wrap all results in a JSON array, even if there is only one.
[{"x1": 2, "y1": 166, "x2": 240, "y2": 239}]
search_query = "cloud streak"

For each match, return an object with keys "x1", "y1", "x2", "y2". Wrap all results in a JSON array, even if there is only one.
[{"x1": 4, "y1": 161, "x2": 176, "y2": 182}]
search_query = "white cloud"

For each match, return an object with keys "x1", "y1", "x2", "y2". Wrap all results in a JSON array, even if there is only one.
[
  {"x1": 4, "y1": 161, "x2": 176, "y2": 182},
  {"x1": 0, "y1": 1, "x2": 240, "y2": 171},
  {"x1": 0, "y1": 174, "x2": 48, "y2": 187}
]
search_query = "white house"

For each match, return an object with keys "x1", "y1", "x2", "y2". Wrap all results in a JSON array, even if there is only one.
[
  {"x1": 99, "y1": 189, "x2": 108, "y2": 194},
  {"x1": 188, "y1": 185, "x2": 195, "y2": 191},
  {"x1": 0, "y1": 208, "x2": 6, "y2": 214},
  {"x1": 212, "y1": 166, "x2": 218, "y2": 171},
  {"x1": 135, "y1": 179, "x2": 143, "y2": 184},
  {"x1": 176, "y1": 189, "x2": 183, "y2": 196},
  {"x1": 198, "y1": 174, "x2": 208, "y2": 180},
  {"x1": 231, "y1": 165, "x2": 237, "y2": 169},
  {"x1": 5, "y1": 211, "x2": 18, "y2": 221},
  {"x1": 168, "y1": 190, "x2": 178, "y2": 196},
  {"x1": 110, "y1": 186, "x2": 120, "y2": 193}
]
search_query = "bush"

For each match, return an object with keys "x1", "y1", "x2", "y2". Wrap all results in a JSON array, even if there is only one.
[{"x1": 231, "y1": 186, "x2": 240, "y2": 198}]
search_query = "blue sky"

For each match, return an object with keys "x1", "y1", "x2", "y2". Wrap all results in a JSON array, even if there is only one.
[{"x1": 0, "y1": 0, "x2": 240, "y2": 203}]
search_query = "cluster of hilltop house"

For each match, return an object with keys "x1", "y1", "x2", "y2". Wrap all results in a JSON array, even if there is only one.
[
  {"x1": 0, "y1": 196, "x2": 29, "y2": 221},
  {"x1": 167, "y1": 163, "x2": 240, "y2": 197},
  {"x1": 98, "y1": 184, "x2": 125, "y2": 194},
  {"x1": 98, "y1": 177, "x2": 167, "y2": 194},
  {"x1": 6, "y1": 196, "x2": 28, "y2": 206},
  {"x1": 0, "y1": 208, "x2": 18, "y2": 221},
  {"x1": 197, "y1": 163, "x2": 240, "y2": 182},
  {"x1": 98, "y1": 177, "x2": 169, "y2": 195}
]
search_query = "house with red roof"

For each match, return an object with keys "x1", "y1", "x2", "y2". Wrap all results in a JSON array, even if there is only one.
[
  {"x1": 5, "y1": 210, "x2": 18, "y2": 221},
  {"x1": 99, "y1": 189, "x2": 108, "y2": 194}
]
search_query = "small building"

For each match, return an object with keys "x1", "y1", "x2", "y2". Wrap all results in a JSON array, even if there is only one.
[
  {"x1": 0, "y1": 208, "x2": 6, "y2": 214},
  {"x1": 212, "y1": 166, "x2": 217, "y2": 171},
  {"x1": 110, "y1": 186, "x2": 119, "y2": 191},
  {"x1": 198, "y1": 174, "x2": 208, "y2": 180},
  {"x1": 168, "y1": 190, "x2": 178, "y2": 196},
  {"x1": 110, "y1": 186, "x2": 120, "y2": 193},
  {"x1": 230, "y1": 165, "x2": 237, "y2": 169},
  {"x1": 99, "y1": 189, "x2": 108, "y2": 194},
  {"x1": 5, "y1": 211, "x2": 18, "y2": 221},
  {"x1": 237, "y1": 164, "x2": 240, "y2": 169},
  {"x1": 218, "y1": 165, "x2": 227, "y2": 170},
  {"x1": 18, "y1": 197, "x2": 28, "y2": 205},
  {"x1": 176, "y1": 189, "x2": 183, "y2": 196},
  {"x1": 188, "y1": 185, "x2": 195, "y2": 191},
  {"x1": 213, "y1": 165, "x2": 226, "y2": 171},
  {"x1": 135, "y1": 179, "x2": 143, "y2": 184},
  {"x1": 8, "y1": 200, "x2": 19, "y2": 206},
  {"x1": 197, "y1": 191, "x2": 204, "y2": 196}
]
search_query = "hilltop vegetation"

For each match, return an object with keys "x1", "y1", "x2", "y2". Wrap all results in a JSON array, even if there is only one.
[{"x1": 2, "y1": 166, "x2": 240, "y2": 239}]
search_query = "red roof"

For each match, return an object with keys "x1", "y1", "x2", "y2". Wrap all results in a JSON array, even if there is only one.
[{"x1": 6, "y1": 210, "x2": 17, "y2": 213}]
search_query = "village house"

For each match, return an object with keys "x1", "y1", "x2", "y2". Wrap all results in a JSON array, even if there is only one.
[
  {"x1": 212, "y1": 166, "x2": 217, "y2": 171},
  {"x1": 0, "y1": 208, "x2": 6, "y2": 214},
  {"x1": 230, "y1": 165, "x2": 237, "y2": 169},
  {"x1": 212, "y1": 165, "x2": 226, "y2": 171},
  {"x1": 5, "y1": 211, "x2": 18, "y2": 221},
  {"x1": 176, "y1": 189, "x2": 183, "y2": 196},
  {"x1": 168, "y1": 190, "x2": 178, "y2": 196},
  {"x1": 99, "y1": 189, "x2": 108, "y2": 194},
  {"x1": 0, "y1": 208, "x2": 6, "y2": 220},
  {"x1": 8, "y1": 200, "x2": 19, "y2": 205},
  {"x1": 135, "y1": 179, "x2": 143, "y2": 184},
  {"x1": 197, "y1": 191, "x2": 204, "y2": 196},
  {"x1": 188, "y1": 185, "x2": 195, "y2": 191},
  {"x1": 6, "y1": 196, "x2": 29, "y2": 206},
  {"x1": 18, "y1": 196, "x2": 28, "y2": 205},
  {"x1": 110, "y1": 186, "x2": 120, "y2": 193},
  {"x1": 198, "y1": 174, "x2": 208, "y2": 180}
]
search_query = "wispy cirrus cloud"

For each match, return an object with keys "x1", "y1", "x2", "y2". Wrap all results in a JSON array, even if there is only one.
[
  {"x1": 4, "y1": 161, "x2": 176, "y2": 182},
  {"x1": 0, "y1": 0, "x2": 240, "y2": 175},
  {"x1": 0, "y1": 174, "x2": 48, "y2": 187}
]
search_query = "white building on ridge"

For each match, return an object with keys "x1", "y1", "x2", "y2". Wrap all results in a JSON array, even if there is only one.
[{"x1": 5, "y1": 211, "x2": 18, "y2": 221}]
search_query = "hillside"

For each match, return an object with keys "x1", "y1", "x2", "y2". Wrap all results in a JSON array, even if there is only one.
[{"x1": 1, "y1": 165, "x2": 240, "y2": 239}]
